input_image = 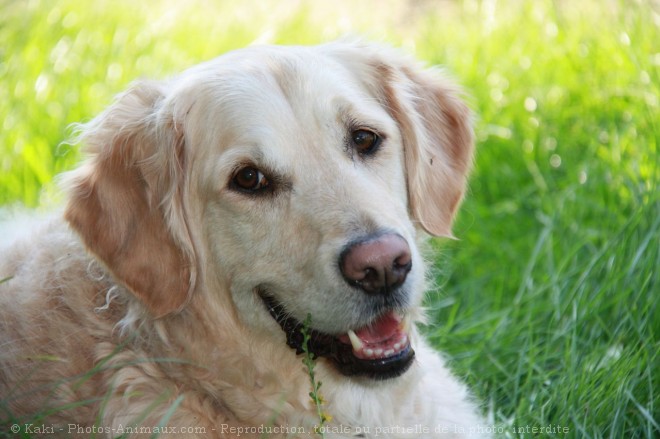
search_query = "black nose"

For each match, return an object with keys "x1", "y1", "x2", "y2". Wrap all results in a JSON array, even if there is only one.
[{"x1": 339, "y1": 233, "x2": 412, "y2": 295}]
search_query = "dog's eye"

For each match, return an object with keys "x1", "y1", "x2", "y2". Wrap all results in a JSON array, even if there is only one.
[
  {"x1": 232, "y1": 166, "x2": 270, "y2": 192},
  {"x1": 352, "y1": 129, "x2": 381, "y2": 155}
]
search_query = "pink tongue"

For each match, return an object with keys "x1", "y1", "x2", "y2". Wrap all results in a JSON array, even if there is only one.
[{"x1": 355, "y1": 312, "x2": 402, "y2": 344}]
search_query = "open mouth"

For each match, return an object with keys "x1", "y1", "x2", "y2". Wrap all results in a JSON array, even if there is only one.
[{"x1": 260, "y1": 293, "x2": 415, "y2": 379}]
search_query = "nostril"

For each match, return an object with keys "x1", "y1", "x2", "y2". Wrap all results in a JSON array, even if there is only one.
[
  {"x1": 393, "y1": 261, "x2": 412, "y2": 280},
  {"x1": 339, "y1": 233, "x2": 412, "y2": 296},
  {"x1": 394, "y1": 253, "x2": 412, "y2": 270}
]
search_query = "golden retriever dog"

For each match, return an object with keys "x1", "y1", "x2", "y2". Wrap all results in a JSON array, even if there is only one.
[{"x1": 0, "y1": 41, "x2": 488, "y2": 438}]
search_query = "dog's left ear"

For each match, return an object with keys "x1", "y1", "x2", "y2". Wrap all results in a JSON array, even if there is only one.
[
  {"x1": 385, "y1": 63, "x2": 474, "y2": 238},
  {"x1": 64, "y1": 81, "x2": 196, "y2": 318},
  {"x1": 327, "y1": 42, "x2": 475, "y2": 237}
]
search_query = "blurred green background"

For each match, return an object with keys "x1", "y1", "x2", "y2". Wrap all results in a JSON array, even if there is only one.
[{"x1": 1, "y1": 0, "x2": 658, "y2": 438}]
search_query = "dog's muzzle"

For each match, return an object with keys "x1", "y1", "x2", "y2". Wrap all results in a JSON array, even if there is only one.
[{"x1": 259, "y1": 232, "x2": 417, "y2": 379}]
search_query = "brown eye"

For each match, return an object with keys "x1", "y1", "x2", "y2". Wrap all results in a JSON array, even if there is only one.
[
  {"x1": 232, "y1": 166, "x2": 270, "y2": 192},
  {"x1": 351, "y1": 129, "x2": 381, "y2": 155}
]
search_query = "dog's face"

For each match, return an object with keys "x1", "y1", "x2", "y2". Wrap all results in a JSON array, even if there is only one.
[{"x1": 65, "y1": 42, "x2": 474, "y2": 380}]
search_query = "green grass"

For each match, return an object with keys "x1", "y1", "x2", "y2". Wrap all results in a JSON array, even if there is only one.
[{"x1": 1, "y1": 0, "x2": 658, "y2": 438}]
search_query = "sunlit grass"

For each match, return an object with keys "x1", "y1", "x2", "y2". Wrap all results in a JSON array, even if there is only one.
[
  {"x1": 417, "y1": 1, "x2": 658, "y2": 437},
  {"x1": 1, "y1": 0, "x2": 658, "y2": 438}
]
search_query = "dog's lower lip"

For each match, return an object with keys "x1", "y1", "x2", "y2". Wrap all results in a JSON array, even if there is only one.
[{"x1": 258, "y1": 291, "x2": 415, "y2": 379}]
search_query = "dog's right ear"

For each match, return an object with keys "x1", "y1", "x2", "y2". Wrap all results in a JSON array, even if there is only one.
[{"x1": 64, "y1": 81, "x2": 196, "y2": 318}]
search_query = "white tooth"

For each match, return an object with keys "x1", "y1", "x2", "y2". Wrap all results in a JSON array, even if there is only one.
[
  {"x1": 374, "y1": 349, "x2": 383, "y2": 357},
  {"x1": 365, "y1": 348, "x2": 374, "y2": 357},
  {"x1": 393, "y1": 343, "x2": 401, "y2": 351},
  {"x1": 401, "y1": 315, "x2": 411, "y2": 333},
  {"x1": 384, "y1": 349, "x2": 394, "y2": 357},
  {"x1": 347, "y1": 330, "x2": 364, "y2": 351}
]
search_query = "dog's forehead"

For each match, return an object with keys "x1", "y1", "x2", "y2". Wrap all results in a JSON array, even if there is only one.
[
  {"x1": 176, "y1": 45, "x2": 405, "y2": 193},
  {"x1": 182, "y1": 46, "x2": 392, "y2": 147},
  {"x1": 218, "y1": 44, "x2": 361, "y2": 94}
]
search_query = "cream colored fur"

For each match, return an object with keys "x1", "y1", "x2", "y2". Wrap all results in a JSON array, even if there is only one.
[{"x1": 0, "y1": 41, "x2": 488, "y2": 438}]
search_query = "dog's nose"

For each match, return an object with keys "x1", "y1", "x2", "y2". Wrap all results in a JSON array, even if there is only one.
[{"x1": 340, "y1": 233, "x2": 412, "y2": 295}]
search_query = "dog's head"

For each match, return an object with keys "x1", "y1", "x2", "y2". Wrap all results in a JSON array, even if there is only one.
[{"x1": 65, "y1": 41, "x2": 474, "y2": 380}]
